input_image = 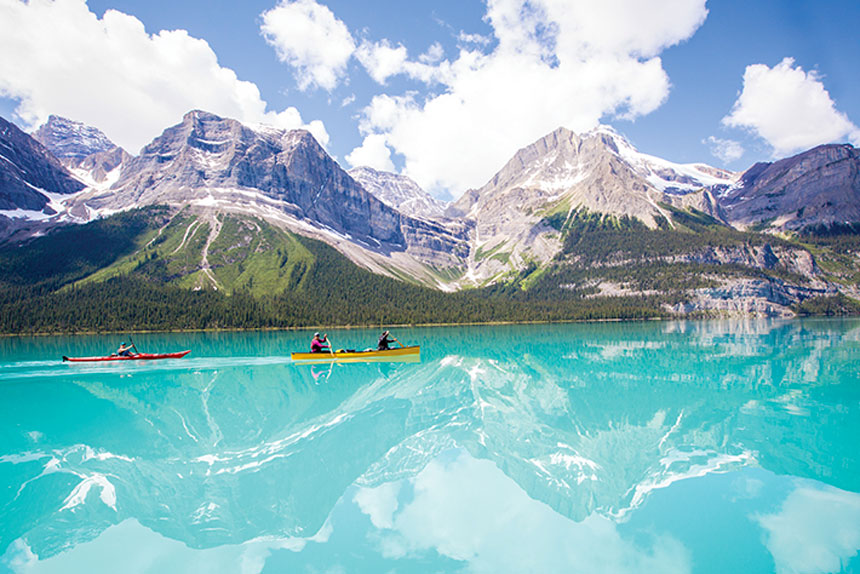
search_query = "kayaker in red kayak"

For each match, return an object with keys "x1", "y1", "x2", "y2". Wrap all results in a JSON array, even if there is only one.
[
  {"x1": 115, "y1": 341, "x2": 138, "y2": 357},
  {"x1": 63, "y1": 350, "x2": 191, "y2": 362}
]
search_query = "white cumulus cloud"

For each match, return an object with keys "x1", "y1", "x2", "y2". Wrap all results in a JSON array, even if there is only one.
[
  {"x1": 345, "y1": 133, "x2": 395, "y2": 171},
  {"x1": 260, "y1": 0, "x2": 356, "y2": 92},
  {"x1": 354, "y1": 481, "x2": 401, "y2": 530},
  {"x1": 356, "y1": 40, "x2": 451, "y2": 86},
  {"x1": 722, "y1": 57, "x2": 860, "y2": 156},
  {"x1": 704, "y1": 136, "x2": 745, "y2": 163},
  {"x1": 0, "y1": 0, "x2": 328, "y2": 154},
  {"x1": 355, "y1": 40, "x2": 409, "y2": 85},
  {"x1": 350, "y1": 0, "x2": 709, "y2": 196}
]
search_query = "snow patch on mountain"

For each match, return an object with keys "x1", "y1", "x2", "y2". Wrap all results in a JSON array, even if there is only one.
[
  {"x1": 590, "y1": 125, "x2": 737, "y2": 194},
  {"x1": 518, "y1": 150, "x2": 589, "y2": 194},
  {"x1": 70, "y1": 164, "x2": 123, "y2": 191}
]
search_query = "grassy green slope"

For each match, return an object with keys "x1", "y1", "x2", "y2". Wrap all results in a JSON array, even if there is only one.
[
  {"x1": 0, "y1": 206, "x2": 171, "y2": 289},
  {"x1": 75, "y1": 211, "x2": 317, "y2": 297},
  {"x1": 76, "y1": 210, "x2": 204, "y2": 287},
  {"x1": 1, "y1": 205, "x2": 858, "y2": 334},
  {"x1": 206, "y1": 216, "x2": 315, "y2": 296}
]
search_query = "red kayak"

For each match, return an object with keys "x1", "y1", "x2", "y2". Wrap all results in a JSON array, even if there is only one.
[{"x1": 62, "y1": 350, "x2": 191, "y2": 362}]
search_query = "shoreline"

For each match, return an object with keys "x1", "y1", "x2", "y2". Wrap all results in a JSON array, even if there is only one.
[{"x1": 2, "y1": 312, "x2": 856, "y2": 338}]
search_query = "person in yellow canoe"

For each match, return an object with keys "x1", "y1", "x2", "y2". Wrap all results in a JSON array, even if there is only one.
[
  {"x1": 377, "y1": 330, "x2": 397, "y2": 351},
  {"x1": 310, "y1": 332, "x2": 331, "y2": 353}
]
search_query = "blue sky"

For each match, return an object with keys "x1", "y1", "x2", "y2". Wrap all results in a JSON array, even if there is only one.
[{"x1": 1, "y1": 0, "x2": 858, "y2": 200}]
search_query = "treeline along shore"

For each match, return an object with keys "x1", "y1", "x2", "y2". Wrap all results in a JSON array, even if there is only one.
[{"x1": 1, "y1": 208, "x2": 858, "y2": 335}]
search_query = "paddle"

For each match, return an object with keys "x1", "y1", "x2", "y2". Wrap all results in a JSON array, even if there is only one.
[
  {"x1": 391, "y1": 334, "x2": 405, "y2": 348},
  {"x1": 128, "y1": 336, "x2": 140, "y2": 355}
]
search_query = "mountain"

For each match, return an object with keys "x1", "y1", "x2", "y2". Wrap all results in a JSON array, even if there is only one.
[
  {"x1": 348, "y1": 166, "x2": 447, "y2": 220},
  {"x1": 60, "y1": 110, "x2": 468, "y2": 287},
  {"x1": 440, "y1": 126, "x2": 858, "y2": 316},
  {"x1": 720, "y1": 143, "x2": 860, "y2": 232},
  {"x1": 449, "y1": 126, "x2": 735, "y2": 284},
  {"x1": 32, "y1": 115, "x2": 116, "y2": 162},
  {"x1": 83, "y1": 110, "x2": 406, "y2": 243},
  {"x1": 1, "y1": 111, "x2": 859, "y2": 326},
  {"x1": 33, "y1": 115, "x2": 131, "y2": 188},
  {"x1": 0, "y1": 116, "x2": 85, "y2": 213}
]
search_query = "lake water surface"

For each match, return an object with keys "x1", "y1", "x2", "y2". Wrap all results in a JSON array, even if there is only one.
[{"x1": 1, "y1": 319, "x2": 859, "y2": 573}]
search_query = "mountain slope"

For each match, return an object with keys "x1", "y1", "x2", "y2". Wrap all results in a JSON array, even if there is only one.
[
  {"x1": 64, "y1": 110, "x2": 468, "y2": 287},
  {"x1": 0, "y1": 116, "x2": 85, "y2": 213},
  {"x1": 0, "y1": 207, "x2": 678, "y2": 333},
  {"x1": 721, "y1": 144, "x2": 860, "y2": 231},
  {"x1": 75, "y1": 209, "x2": 319, "y2": 296},
  {"x1": 349, "y1": 166, "x2": 447, "y2": 220},
  {"x1": 33, "y1": 115, "x2": 131, "y2": 189},
  {"x1": 522, "y1": 207, "x2": 839, "y2": 317},
  {"x1": 449, "y1": 126, "x2": 734, "y2": 285}
]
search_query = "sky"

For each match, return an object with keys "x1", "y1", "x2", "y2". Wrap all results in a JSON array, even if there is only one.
[{"x1": 1, "y1": 0, "x2": 858, "y2": 201}]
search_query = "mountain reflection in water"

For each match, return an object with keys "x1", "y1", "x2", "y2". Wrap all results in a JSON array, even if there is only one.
[{"x1": 0, "y1": 319, "x2": 858, "y2": 573}]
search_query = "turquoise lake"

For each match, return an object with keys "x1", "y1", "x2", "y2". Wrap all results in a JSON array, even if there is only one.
[{"x1": 1, "y1": 319, "x2": 859, "y2": 573}]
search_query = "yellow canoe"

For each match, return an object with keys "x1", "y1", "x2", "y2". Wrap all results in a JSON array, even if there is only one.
[{"x1": 291, "y1": 345, "x2": 420, "y2": 363}]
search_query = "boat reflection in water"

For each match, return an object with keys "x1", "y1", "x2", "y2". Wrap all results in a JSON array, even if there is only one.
[{"x1": 0, "y1": 319, "x2": 858, "y2": 573}]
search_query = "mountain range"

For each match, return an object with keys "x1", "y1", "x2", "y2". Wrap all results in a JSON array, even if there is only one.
[{"x1": 1, "y1": 109, "x2": 859, "y2": 327}]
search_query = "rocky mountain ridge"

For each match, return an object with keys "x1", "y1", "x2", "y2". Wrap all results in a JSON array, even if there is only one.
[
  {"x1": 448, "y1": 126, "x2": 735, "y2": 285},
  {"x1": 63, "y1": 110, "x2": 468, "y2": 288},
  {"x1": 0, "y1": 116, "x2": 85, "y2": 214},
  {"x1": 2, "y1": 110, "x2": 860, "y2": 317},
  {"x1": 349, "y1": 166, "x2": 447, "y2": 220},
  {"x1": 32, "y1": 114, "x2": 131, "y2": 189},
  {"x1": 720, "y1": 143, "x2": 860, "y2": 231},
  {"x1": 33, "y1": 115, "x2": 117, "y2": 162}
]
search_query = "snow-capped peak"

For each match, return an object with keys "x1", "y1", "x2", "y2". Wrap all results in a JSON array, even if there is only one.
[{"x1": 586, "y1": 125, "x2": 737, "y2": 194}]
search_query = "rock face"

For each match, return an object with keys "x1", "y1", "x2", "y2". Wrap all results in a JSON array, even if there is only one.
[
  {"x1": 99, "y1": 110, "x2": 404, "y2": 245},
  {"x1": 349, "y1": 166, "x2": 447, "y2": 220},
  {"x1": 33, "y1": 115, "x2": 116, "y2": 162},
  {"x1": 73, "y1": 111, "x2": 468, "y2": 278},
  {"x1": 33, "y1": 115, "x2": 131, "y2": 187},
  {"x1": 72, "y1": 146, "x2": 130, "y2": 186},
  {"x1": 671, "y1": 278, "x2": 835, "y2": 317},
  {"x1": 0, "y1": 116, "x2": 85, "y2": 212},
  {"x1": 721, "y1": 144, "x2": 860, "y2": 231},
  {"x1": 449, "y1": 126, "x2": 735, "y2": 283},
  {"x1": 673, "y1": 244, "x2": 830, "y2": 317},
  {"x1": 455, "y1": 126, "x2": 734, "y2": 226}
]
